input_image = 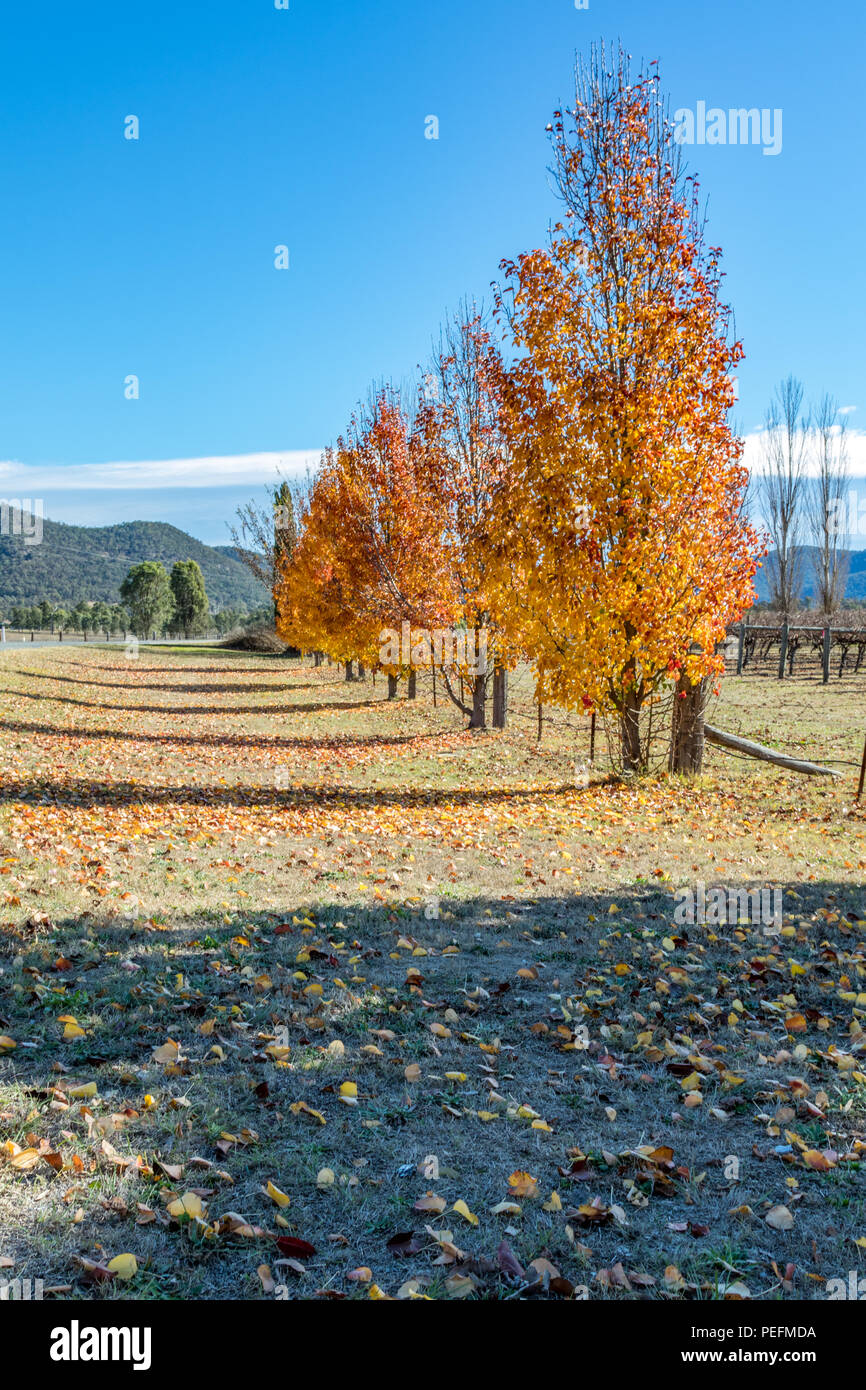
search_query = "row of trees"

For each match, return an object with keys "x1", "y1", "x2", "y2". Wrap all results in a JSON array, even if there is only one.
[
  {"x1": 0, "y1": 561, "x2": 265, "y2": 638},
  {"x1": 270, "y1": 47, "x2": 761, "y2": 772},
  {"x1": 756, "y1": 376, "x2": 855, "y2": 615}
]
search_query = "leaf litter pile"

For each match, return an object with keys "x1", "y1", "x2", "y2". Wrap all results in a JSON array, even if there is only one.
[{"x1": 0, "y1": 648, "x2": 864, "y2": 1300}]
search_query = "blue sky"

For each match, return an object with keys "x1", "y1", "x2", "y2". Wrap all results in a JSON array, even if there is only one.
[{"x1": 0, "y1": 0, "x2": 863, "y2": 544}]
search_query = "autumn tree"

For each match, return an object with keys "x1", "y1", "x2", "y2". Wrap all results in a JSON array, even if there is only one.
[
  {"x1": 275, "y1": 391, "x2": 445, "y2": 687},
  {"x1": 488, "y1": 44, "x2": 759, "y2": 771},
  {"x1": 416, "y1": 304, "x2": 513, "y2": 729}
]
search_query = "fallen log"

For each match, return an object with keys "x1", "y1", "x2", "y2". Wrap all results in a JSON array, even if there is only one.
[{"x1": 704, "y1": 725, "x2": 839, "y2": 777}]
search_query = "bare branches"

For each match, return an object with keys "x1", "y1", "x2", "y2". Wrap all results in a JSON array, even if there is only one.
[
  {"x1": 807, "y1": 394, "x2": 850, "y2": 616},
  {"x1": 758, "y1": 376, "x2": 809, "y2": 615}
]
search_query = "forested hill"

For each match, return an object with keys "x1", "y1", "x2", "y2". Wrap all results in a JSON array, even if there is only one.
[
  {"x1": 754, "y1": 547, "x2": 866, "y2": 603},
  {"x1": 0, "y1": 518, "x2": 268, "y2": 609}
]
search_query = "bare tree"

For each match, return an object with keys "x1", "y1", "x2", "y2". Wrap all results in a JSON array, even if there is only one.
[
  {"x1": 229, "y1": 474, "x2": 311, "y2": 596},
  {"x1": 759, "y1": 376, "x2": 809, "y2": 615},
  {"x1": 808, "y1": 395, "x2": 849, "y2": 616}
]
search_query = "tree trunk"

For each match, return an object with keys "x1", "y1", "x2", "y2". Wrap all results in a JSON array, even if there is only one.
[
  {"x1": 407, "y1": 671, "x2": 417, "y2": 700},
  {"x1": 620, "y1": 690, "x2": 642, "y2": 772},
  {"x1": 468, "y1": 674, "x2": 487, "y2": 730},
  {"x1": 344, "y1": 660, "x2": 355, "y2": 682},
  {"x1": 357, "y1": 664, "x2": 366, "y2": 680},
  {"x1": 704, "y1": 725, "x2": 839, "y2": 777},
  {"x1": 492, "y1": 664, "x2": 508, "y2": 729},
  {"x1": 669, "y1": 668, "x2": 709, "y2": 775},
  {"x1": 387, "y1": 675, "x2": 398, "y2": 700}
]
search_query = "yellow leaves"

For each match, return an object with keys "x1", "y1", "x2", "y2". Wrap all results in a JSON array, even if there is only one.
[
  {"x1": 801, "y1": 1150, "x2": 835, "y2": 1173},
  {"x1": 167, "y1": 1192, "x2": 205, "y2": 1220},
  {"x1": 514, "y1": 1104, "x2": 540, "y2": 1121},
  {"x1": 490, "y1": 1201, "x2": 522, "y2": 1216},
  {"x1": 347, "y1": 1266, "x2": 373, "y2": 1283},
  {"x1": 507, "y1": 1170, "x2": 538, "y2": 1199},
  {"x1": 451, "y1": 1200, "x2": 478, "y2": 1226},
  {"x1": 430, "y1": 1023, "x2": 451, "y2": 1039},
  {"x1": 424, "y1": 1226, "x2": 464, "y2": 1264},
  {"x1": 265, "y1": 1181, "x2": 291, "y2": 1209},
  {"x1": 289, "y1": 1101, "x2": 326, "y2": 1126},
  {"x1": 214, "y1": 1212, "x2": 269, "y2": 1240},
  {"x1": 0, "y1": 1035, "x2": 16, "y2": 1050},
  {"x1": 152, "y1": 1039, "x2": 181, "y2": 1065},
  {"x1": 68, "y1": 1081, "x2": 98, "y2": 1100},
  {"x1": 404, "y1": 1063, "x2": 421, "y2": 1083},
  {"x1": 444, "y1": 1273, "x2": 477, "y2": 1299},
  {"x1": 338, "y1": 1081, "x2": 358, "y2": 1105},
  {"x1": 60, "y1": 1016, "x2": 86, "y2": 1040},
  {"x1": 765, "y1": 1204, "x2": 795, "y2": 1231},
  {"x1": 680, "y1": 1071, "x2": 702, "y2": 1092},
  {"x1": 414, "y1": 1192, "x2": 447, "y2": 1214},
  {"x1": 106, "y1": 1253, "x2": 138, "y2": 1281},
  {"x1": 264, "y1": 1044, "x2": 291, "y2": 1063},
  {"x1": 2, "y1": 1142, "x2": 40, "y2": 1171}
]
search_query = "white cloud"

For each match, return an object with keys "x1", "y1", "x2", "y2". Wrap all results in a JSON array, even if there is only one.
[
  {"x1": 0, "y1": 450, "x2": 321, "y2": 491},
  {"x1": 742, "y1": 427, "x2": 866, "y2": 478}
]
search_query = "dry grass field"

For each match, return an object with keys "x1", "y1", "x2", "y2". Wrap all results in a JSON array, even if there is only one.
[{"x1": 0, "y1": 646, "x2": 863, "y2": 1301}]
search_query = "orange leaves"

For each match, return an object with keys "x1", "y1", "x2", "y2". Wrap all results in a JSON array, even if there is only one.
[
  {"x1": 275, "y1": 390, "x2": 448, "y2": 669},
  {"x1": 485, "y1": 49, "x2": 761, "y2": 738}
]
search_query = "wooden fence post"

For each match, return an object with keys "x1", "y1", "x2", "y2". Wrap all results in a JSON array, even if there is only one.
[
  {"x1": 589, "y1": 712, "x2": 596, "y2": 764},
  {"x1": 737, "y1": 626, "x2": 746, "y2": 675},
  {"x1": 777, "y1": 623, "x2": 789, "y2": 681},
  {"x1": 857, "y1": 734, "x2": 866, "y2": 803},
  {"x1": 823, "y1": 627, "x2": 832, "y2": 685},
  {"x1": 537, "y1": 703, "x2": 543, "y2": 742}
]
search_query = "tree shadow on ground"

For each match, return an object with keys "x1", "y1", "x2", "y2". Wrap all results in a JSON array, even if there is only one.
[
  {"x1": 0, "y1": 717, "x2": 443, "y2": 753},
  {"x1": 0, "y1": 687, "x2": 384, "y2": 718},
  {"x1": 0, "y1": 880, "x2": 862, "y2": 1300}
]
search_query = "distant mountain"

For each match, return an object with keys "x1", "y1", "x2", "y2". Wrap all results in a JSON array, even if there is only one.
[
  {"x1": 0, "y1": 518, "x2": 269, "y2": 611},
  {"x1": 213, "y1": 544, "x2": 261, "y2": 568},
  {"x1": 754, "y1": 547, "x2": 866, "y2": 603}
]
